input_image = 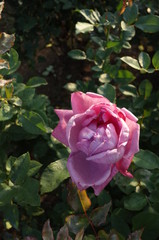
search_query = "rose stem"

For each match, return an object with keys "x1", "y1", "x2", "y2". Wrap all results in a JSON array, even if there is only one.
[{"x1": 77, "y1": 190, "x2": 99, "y2": 240}]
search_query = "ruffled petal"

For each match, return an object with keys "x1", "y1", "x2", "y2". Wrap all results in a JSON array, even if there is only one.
[
  {"x1": 52, "y1": 109, "x2": 73, "y2": 146},
  {"x1": 71, "y1": 91, "x2": 111, "y2": 114},
  {"x1": 118, "y1": 118, "x2": 129, "y2": 147},
  {"x1": 67, "y1": 151, "x2": 112, "y2": 195},
  {"x1": 66, "y1": 108, "x2": 97, "y2": 151},
  {"x1": 124, "y1": 118, "x2": 140, "y2": 159},
  {"x1": 93, "y1": 165, "x2": 118, "y2": 195},
  {"x1": 116, "y1": 118, "x2": 140, "y2": 174},
  {"x1": 86, "y1": 146, "x2": 125, "y2": 164},
  {"x1": 121, "y1": 108, "x2": 138, "y2": 122}
]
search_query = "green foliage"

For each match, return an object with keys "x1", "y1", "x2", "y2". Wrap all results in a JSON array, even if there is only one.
[{"x1": 40, "y1": 159, "x2": 70, "y2": 194}]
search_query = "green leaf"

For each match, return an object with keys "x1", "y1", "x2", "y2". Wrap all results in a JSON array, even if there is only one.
[
  {"x1": 124, "y1": 192, "x2": 147, "y2": 211},
  {"x1": 16, "y1": 87, "x2": 35, "y2": 107},
  {"x1": 28, "y1": 160, "x2": 42, "y2": 177},
  {"x1": 139, "y1": 79, "x2": 152, "y2": 99},
  {"x1": 10, "y1": 152, "x2": 30, "y2": 185},
  {"x1": 138, "y1": 52, "x2": 151, "y2": 69},
  {"x1": 0, "y1": 33, "x2": 15, "y2": 55},
  {"x1": 15, "y1": 177, "x2": 40, "y2": 206},
  {"x1": 0, "y1": 183, "x2": 15, "y2": 206},
  {"x1": 149, "y1": 190, "x2": 159, "y2": 203},
  {"x1": 0, "y1": 103, "x2": 15, "y2": 121},
  {"x1": 132, "y1": 209, "x2": 159, "y2": 240},
  {"x1": 2, "y1": 204, "x2": 19, "y2": 230},
  {"x1": 1, "y1": 48, "x2": 20, "y2": 75},
  {"x1": 135, "y1": 14, "x2": 159, "y2": 33},
  {"x1": 152, "y1": 50, "x2": 159, "y2": 69},
  {"x1": 133, "y1": 149, "x2": 159, "y2": 170},
  {"x1": 68, "y1": 49, "x2": 86, "y2": 60},
  {"x1": 111, "y1": 214, "x2": 130, "y2": 237},
  {"x1": 91, "y1": 202, "x2": 111, "y2": 227},
  {"x1": 27, "y1": 77, "x2": 47, "y2": 88},
  {"x1": 66, "y1": 215, "x2": 89, "y2": 234},
  {"x1": 121, "y1": 21, "x2": 135, "y2": 41},
  {"x1": 119, "y1": 84, "x2": 137, "y2": 97},
  {"x1": 40, "y1": 159, "x2": 70, "y2": 194},
  {"x1": 76, "y1": 22, "x2": 94, "y2": 34},
  {"x1": 123, "y1": 4, "x2": 138, "y2": 25},
  {"x1": 115, "y1": 70, "x2": 135, "y2": 85},
  {"x1": 97, "y1": 83, "x2": 116, "y2": 102},
  {"x1": 121, "y1": 56, "x2": 141, "y2": 70},
  {"x1": 42, "y1": 219, "x2": 54, "y2": 240},
  {"x1": 18, "y1": 110, "x2": 49, "y2": 135},
  {"x1": 115, "y1": 173, "x2": 136, "y2": 194}
]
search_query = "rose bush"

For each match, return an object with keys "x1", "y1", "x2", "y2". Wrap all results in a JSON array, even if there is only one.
[{"x1": 52, "y1": 92, "x2": 140, "y2": 195}]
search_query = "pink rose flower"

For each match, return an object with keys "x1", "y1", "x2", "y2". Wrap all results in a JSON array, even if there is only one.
[{"x1": 52, "y1": 92, "x2": 140, "y2": 195}]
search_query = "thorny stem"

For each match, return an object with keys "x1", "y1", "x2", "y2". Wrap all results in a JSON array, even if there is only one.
[{"x1": 77, "y1": 190, "x2": 99, "y2": 240}]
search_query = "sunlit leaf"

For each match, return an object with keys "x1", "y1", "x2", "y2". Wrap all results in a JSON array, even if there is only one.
[
  {"x1": 68, "y1": 49, "x2": 86, "y2": 60},
  {"x1": 40, "y1": 159, "x2": 69, "y2": 194},
  {"x1": 27, "y1": 77, "x2": 47, "y2": 88},
  {"x1": 152, "y1": 50, "x2": 159, "y2": 69},
  {"x1": 119, "y1": 84, "x2": 137, "y2": 97},
  {"x1": 138, "y1": 52, "x2": 151, "y2": 69},
  {"x1": 77, "y1": 9, "x2": 100, "y2": 24},
  {"x1": 76, "y1": 22, "x2": 94, "y2": 34},
  {"x1": 121, "y1": 56, "x2": 141, "y2": 70},
  {"x1": 18, "y1": 110, "x2": 49, "y2": 135}
]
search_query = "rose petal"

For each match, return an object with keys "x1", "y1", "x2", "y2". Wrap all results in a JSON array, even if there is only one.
[
  {"x1": 89, "y1": 124, "x2": 118, "y2": 155},
  {"x1": 121, "y1": 108, "x2": 138, "y2": 122},
  {"x1": 93, "y1": 165, "x2": 118, "y2": 195},
  {"x1": 116, "y1": 156, "x2": 134, "y2": 178},
  {"x1": 67, "y1": 151, "x2": 112, "y2": 195},
  {"x1": 116, "y1": 118, "x2": 140, "y2": 174},
  {"x1": 86, "y1": 146, "x2": 125, "y2": 164},
  {"x1": 66, "y1": 108, "x2": 97, "y2": 151},
  {"x1": 52, "y1": 109, "x2": 73, "y2": 146},
  {"x1": 71, "y1": 91, "x2": 111, "y2": 114},
  {"x1": 124, "y1": 118, "x2": 140, "y2": 159},
  {"x1": 118, "y1": 118, "x2": 129, "y2": 147}
]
